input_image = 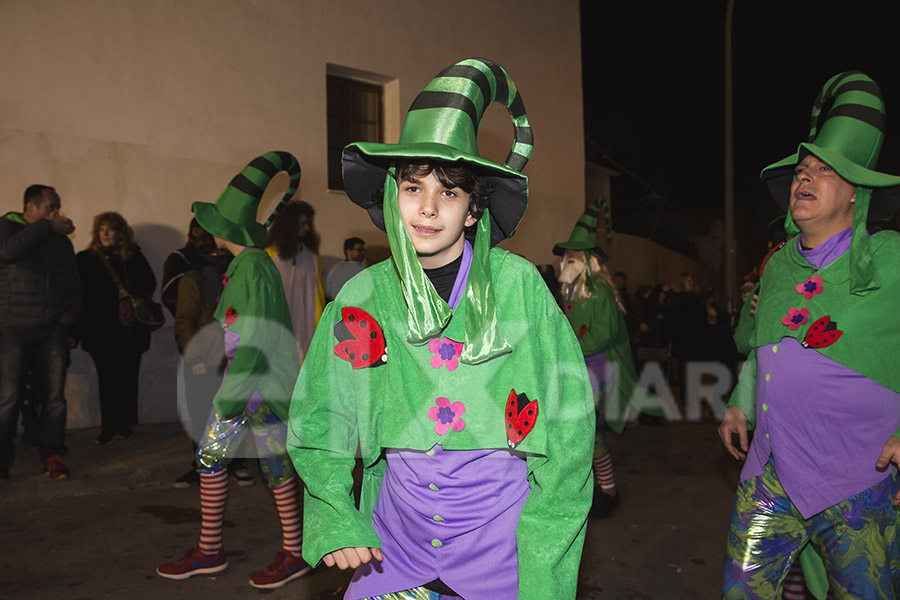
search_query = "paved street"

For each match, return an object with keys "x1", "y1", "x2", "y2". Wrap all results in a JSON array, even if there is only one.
[{"x1": 1, "y1": 419, "x2": 741, "y2": 599}]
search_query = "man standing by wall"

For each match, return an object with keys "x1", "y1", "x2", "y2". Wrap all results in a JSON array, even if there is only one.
[
  {"x1": 0, "y1": 184, "x2": 80, "y2": 481},
  {"x1": 325, "y1": 236, "x2": 366, "y2": 302}
]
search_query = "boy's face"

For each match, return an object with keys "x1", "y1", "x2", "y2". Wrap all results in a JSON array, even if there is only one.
[{"x1": 397, "y1": 170, "x2": 476, "y2": 269}]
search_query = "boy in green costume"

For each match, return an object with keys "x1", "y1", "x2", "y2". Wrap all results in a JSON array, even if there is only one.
[
  {"x1": 719, "y1": 71, "x2": 900, "y2": 599},
  {"x1": 157, "y1": 152, "x2": 310, "y2": 589},
  {"x1": 288, "y1": 59, "x2": 595, "y2": 599}
]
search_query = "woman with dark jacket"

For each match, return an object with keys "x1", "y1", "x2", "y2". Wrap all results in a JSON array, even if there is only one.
[{"x1": 74, "y1": 212, "x2": 156, "y2": 444}]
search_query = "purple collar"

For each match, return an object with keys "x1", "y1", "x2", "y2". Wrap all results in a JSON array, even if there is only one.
[
  {"x1": 447, "y1": 240, "x2": 473, "y2": 310},
  {"x1": 798, "y1": 227, "x2": 852, "y2": 270}
]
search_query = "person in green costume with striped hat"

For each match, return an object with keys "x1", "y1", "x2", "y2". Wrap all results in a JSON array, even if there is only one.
[
  {"x1": 553, "y1": 198, "x2": 648, "y2": 519},
  {"x1": 288, "y1": 58, "x2": 595, "y2": 600},
  {"x1": 719, "y1": 71, "x2": 900, "y2": 600},
  {"x1": 157, "y1": 151, "x2": 311, "y2": 590}
]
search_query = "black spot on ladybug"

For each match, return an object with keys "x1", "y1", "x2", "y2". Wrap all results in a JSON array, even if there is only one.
[
  {"x1": 371, "y1": 332, "x2": 377, "y2": 339},
  {"x1": 528, "y1": 409, "x2": 533, "y2": 415},
  {"x1": 362, "y1": 354, "x2": 369, "y2": 362},
  {"x1": 360, "y1": 320, "x2": 366, "y2": 328},
  {"x1": 524, "y1": 421, "x2": 529, "y2": 427},
  {"x1": 348, "y1": 314, "x2": 354, "y2": 322},
  {"x1": 508, "y1": 411, "x2": 512, "y2": 417},
  {"x1": 507, "y1": 424, "x2": 512, "y2": 430},
  {"x1": 349, "y1": 353, "x2": 355, "y2": 360},
  {"x1": 517, "y1": 430, "x2": 522, "y2": 435}
]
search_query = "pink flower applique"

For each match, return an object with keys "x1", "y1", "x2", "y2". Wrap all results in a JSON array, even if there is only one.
[
  {"x1": 428, "y1": 337, "x2": 464, "y2": 371},
  {"x1": 428, "y1": 397, "x2": 466, "y2": 435},
  {"x1": 564, "y1": 301, "x2": 574, "y2": 313},
  {"x1": 796, "y1": 275, "x2": 824, "y2": 299},
  {"x1": 782, "y1": 307, "x2": 809, "y2": 331}
]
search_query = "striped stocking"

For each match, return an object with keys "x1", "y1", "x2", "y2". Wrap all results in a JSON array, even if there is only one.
[
  {"x1": 273, "y1": 478, "x2": 302, "y2": 556},
  {"x1": 593, "y1": 455, "x2": 616, "y2": 490},
  {"x1": 199, "y1": 470, "x2": 229, "y2": 554}
]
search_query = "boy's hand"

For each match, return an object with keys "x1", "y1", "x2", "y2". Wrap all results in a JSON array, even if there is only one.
[{"x1": 322, "y1": 546, "x2": 383, "y2": 570}]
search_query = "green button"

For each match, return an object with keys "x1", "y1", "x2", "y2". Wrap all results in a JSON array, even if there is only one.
[
  {"x1": 431, "y1": 538, "x2": 443, "y2": 547},
  {"x1": 428, "y1": 483, "x2": 439, "y2": 492},
  {"x1": 765, "y1": 373, "x2": 771, "y2": 382},
  {"x1": 433, "y1": 514, "x2": 445, "y2": 522},
  {"x1": 765, "y1": 433, "x2": 770, "y2": 439},
  {"x1": 762, "y1": 404, "x2": 768, "y2": 411},
  {"x1": 772, "y1": 346, "x2": 778, "y2": 353}
]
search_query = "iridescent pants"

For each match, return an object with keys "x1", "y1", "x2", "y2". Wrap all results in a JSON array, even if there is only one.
[
  {"x1": 723, "y1": 459, "x2": 900, "y2": 599},
  {"x1": 196, "y1": 403, "x2": 295, "y2": 488}
]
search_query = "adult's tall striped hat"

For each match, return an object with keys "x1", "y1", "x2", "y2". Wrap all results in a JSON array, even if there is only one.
[
  {"x1": 761, "y1": 71, "x2": 900, "y2": 223},
  {"x1": 193, "y1": 151, "x2": 301, "y2": 247},
  {"x1": 761, "y1": 71, "x2": 900, "y2": 294},
  {"x1": 342, "y1": 57, "x2": 534, "y2": 246},
  {"x1": 553, "y1": 198, "x2": 612, "y2": 258}
]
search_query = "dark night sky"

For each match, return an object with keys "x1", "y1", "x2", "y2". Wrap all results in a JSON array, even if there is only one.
[{"x1": 580, "y1": 1, "x2": 898, "y2": 263}]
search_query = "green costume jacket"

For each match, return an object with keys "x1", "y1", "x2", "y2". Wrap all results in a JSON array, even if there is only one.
[
  {"x1": 288, "y1": 248, "x2": 595, "y2": 600},
  {"x1": 212, "y1": 248, "x2": 299, "y2": 421},
  {"x1": 729, "y1": 231, "x2": 900, "y2": 428}
]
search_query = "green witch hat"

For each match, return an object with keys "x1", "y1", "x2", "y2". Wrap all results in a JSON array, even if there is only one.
[
  {"x1": 553, "y1": 198, "x2": 612, "y2": 258},
  {"x1": 193, "y1": 151, "x2": 301, "y2": 247},
  {"x1": 343, "y1": 57, "x2": 533, "y2": 245},
  {"x1": 341, "y1": 58, "x2": 534, "y2": 364},
  {"x1": 760, "y1": 71, "x2": 900, "y2": 294}
]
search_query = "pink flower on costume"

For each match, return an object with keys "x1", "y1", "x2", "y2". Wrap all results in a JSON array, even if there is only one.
[
  {"x1": 428, "y1": 337, "x2": 464, "y2": 371},
  {"x1": 782, "y1": 307, "x2": 809, "y2": 331},
  {"x1": 428, "y1": 397, "x2": 466, "y2": 435},
  {"x1": 796, "y1": 275, "x2": 824, "y2": 299}
]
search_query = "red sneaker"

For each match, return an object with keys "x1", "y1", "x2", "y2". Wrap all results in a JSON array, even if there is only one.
[
  {"x1": 249, "y1": 550, "x2": 311, "y2": 589},
  {"x1": 157, "y1": 545, "x2": 227, "y2": 580},
  {"x1": 42, "y1": 455, "x2": 70, "y2": 480}
]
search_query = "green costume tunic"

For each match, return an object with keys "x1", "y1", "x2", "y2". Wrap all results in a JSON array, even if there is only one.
[
  {"x1": 212, "y1": 248, "x2": 299, "y2": 421},
  {"x1": 729, "y1": 230, "x2": 900, "y2": 424},
  {"x1": 288, "y1": 248, "x2": 595, "y2": 600},
  {"x1": 563, "y1": 280, "x2": 646, "y2": 432}
]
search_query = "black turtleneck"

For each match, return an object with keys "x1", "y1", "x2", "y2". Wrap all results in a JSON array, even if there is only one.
[{"x1": 422, "y1": 252, "x2": 463, "y2": 304}]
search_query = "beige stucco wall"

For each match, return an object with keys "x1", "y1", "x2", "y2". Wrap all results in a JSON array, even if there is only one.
[{"x1": 0, "y1": 0, "x2": 585, "y2": 427}]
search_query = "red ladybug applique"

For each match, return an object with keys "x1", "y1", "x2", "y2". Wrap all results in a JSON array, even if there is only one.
[
  {"x1": 505, "y1": 389, "x2": 539, "y2": 449},
  {"x1": 802, "y1": 315, "x2": 843, "y2": 349},
  {"x1": 333, "y1": 306, "x2": 387, "y2": 369},
  {"x1": 224, "y1": 306, "x2": 238, "y2": 327}
]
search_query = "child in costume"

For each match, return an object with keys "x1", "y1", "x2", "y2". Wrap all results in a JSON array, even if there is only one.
[
  {"x1": 157, "y1": 151, "x2": 311, "y2": 589},
  {"x1": 288, "y1": 58, "x2": 595, "y2": 600},
  {"x1": 553, "y1": 199, "x2": 652, "y2": 518},
  {"x1": 719, "y1": 71, "x2": 900, "y2": 599}
]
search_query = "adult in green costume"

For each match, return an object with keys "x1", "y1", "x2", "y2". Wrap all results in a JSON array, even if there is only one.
[
  {"x1": 288, "y1": 58, "x2": 595, "y2": 600},
  {"x1": 719, "y1": 71, "x2": 900, "y2": 600},
  {"x1": 553, "y1": 198, "x2": 650, "y2": 518},
  {"x1": 157, "y1": 151, "x2": 310, "y2": 590}
]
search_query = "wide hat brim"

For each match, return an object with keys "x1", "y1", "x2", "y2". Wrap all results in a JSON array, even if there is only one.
[
  {"x1": 342, "y1": 141, "x2": 527, "y2": 246},
  {"x1": 552, "y1": 242, "x2": 608, "y2": 259},
  {"x1": 192, "y1": 201, "x2": 267, "y2": 247},
  {"x1": 762, "y1": 144, "x2": 900, "y2": 222}
]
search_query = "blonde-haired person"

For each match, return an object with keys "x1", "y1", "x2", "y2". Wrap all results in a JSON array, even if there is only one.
[{"x1": 72, "y1": 212, "x2": 156, "y2": 445}]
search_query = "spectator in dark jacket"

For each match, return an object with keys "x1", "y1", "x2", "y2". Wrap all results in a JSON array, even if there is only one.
[
  {"x1": 73, "y1": 212, "x2": 156, "y2": 445},
  {"x1": 161, "y1": 218, "x2": 216, "y2": 317},
  {"x1": 0, "y1": 184, "x2": 80, "y2": 481}
]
